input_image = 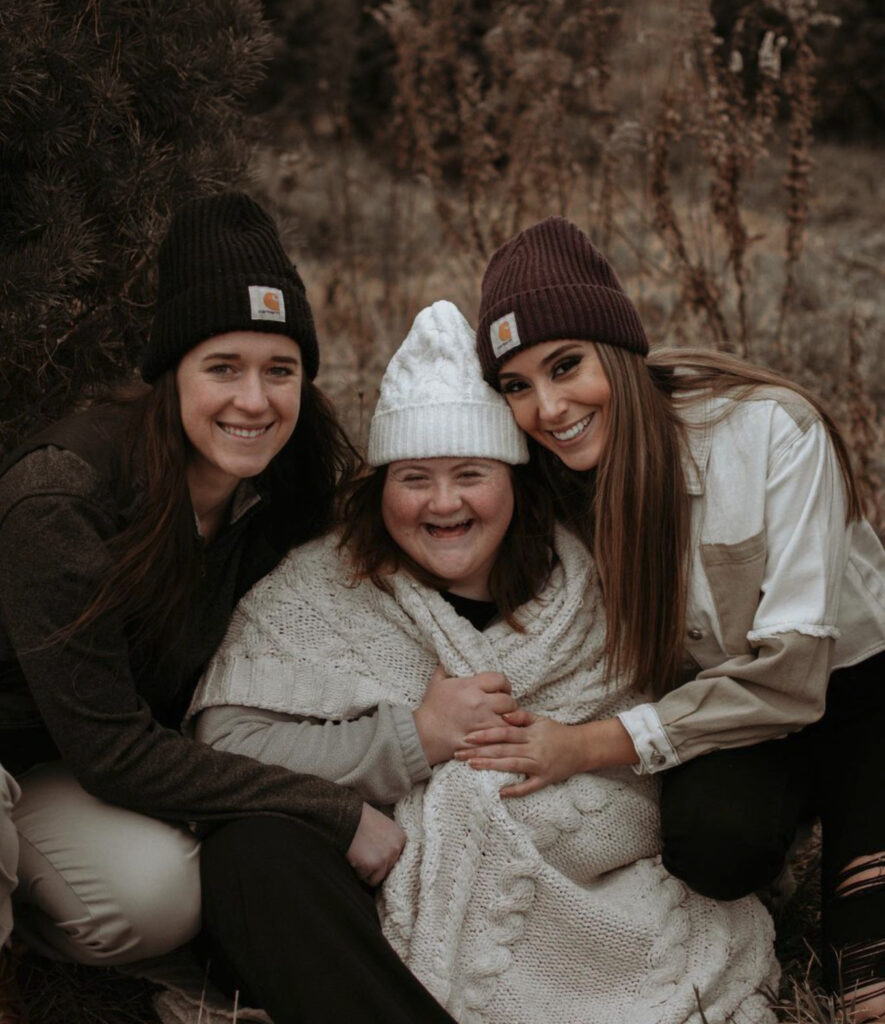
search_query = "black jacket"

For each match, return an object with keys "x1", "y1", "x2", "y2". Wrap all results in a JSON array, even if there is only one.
[{"x1": 0, "y1": 404, "x2": 361, "y2": 848}]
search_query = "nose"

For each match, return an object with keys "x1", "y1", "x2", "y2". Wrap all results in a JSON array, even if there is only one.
[
  {"x1": 535, "y1": 382, "x2": 568, "y2": 423},
  {"x1": 232, "y1": 372, "x2": 270, "y2": 415},
  {"x1": 427, "y1": 480, "x2": 463, "y2": 516}
]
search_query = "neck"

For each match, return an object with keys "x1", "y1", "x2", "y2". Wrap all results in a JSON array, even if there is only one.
[
  {"x1": 186, "y1": 463, "x2": 239, "y2": 540},
  {"x1": 445, "y1": 581, "x2": 493, "y2": 602}
]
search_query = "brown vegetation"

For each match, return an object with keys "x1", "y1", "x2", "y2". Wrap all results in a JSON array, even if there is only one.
[{"x1": 255, "y1": 0, "x2": 883, "y2": 535}]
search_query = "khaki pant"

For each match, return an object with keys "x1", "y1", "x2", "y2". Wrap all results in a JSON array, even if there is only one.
[
  {"x1": 0, "y1": 767, "x2": 19, "y2": 948},
  {"x1": 1, "y1": 761, "x2": 200, "y2": 965}
]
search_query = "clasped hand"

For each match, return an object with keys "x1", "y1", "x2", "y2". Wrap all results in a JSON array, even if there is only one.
[
  {"x1": 413, "y1": 665, "x2": 518, "y2": 765},
  {"x1": 454, "y1": 710, "x2": 586, "y2": 797}
]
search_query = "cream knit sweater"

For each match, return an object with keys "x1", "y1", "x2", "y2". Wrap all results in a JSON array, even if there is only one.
[{"x1": 191, "y1": 527, "x2": 778, "y2": 1024}]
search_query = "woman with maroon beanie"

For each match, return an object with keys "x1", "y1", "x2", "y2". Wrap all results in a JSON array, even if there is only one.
[{"x1": 466, "y1": 216, "x2": 885, "y2": 1020}]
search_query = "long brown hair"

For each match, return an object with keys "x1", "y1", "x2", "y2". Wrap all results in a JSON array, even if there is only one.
[
  {"x1": 338, "y1": 462, "x2": 556, "y2": 630},
  {"x1": 59, "y1": 373, "x2": 358, "y2": 656},
  {"x1": 529, "y1": 345, "x2": 861, "y2": 699}
]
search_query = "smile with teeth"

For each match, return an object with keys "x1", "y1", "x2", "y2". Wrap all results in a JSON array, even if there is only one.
[
  {"x1": 549, "y1": 413, "x2": 593, "y2": 442},
  {"x1": 219, "y1": 423, "x2": 272, "y2": 439},
  {"x1": 424, "y1": 519, "x2": 473, "y2": 538}
]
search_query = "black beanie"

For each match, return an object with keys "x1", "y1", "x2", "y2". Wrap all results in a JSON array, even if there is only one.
[
  {"x1": 476, "y1": 216, "x2": 648, "y2": 383},
  {"x1": 141, "y1": 192, "x2": 319, "y2": 382}
]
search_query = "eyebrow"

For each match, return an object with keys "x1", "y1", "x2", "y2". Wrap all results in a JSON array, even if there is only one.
[
  {"x1": 390, "y1": 459, "x2": 489, "y2": 474},
  {"x1": 497, "y1": 342, "x2": 582, "y2": 379},
  {"x1": 200, "y1": 353, "x2": 301, "y2": 364}
]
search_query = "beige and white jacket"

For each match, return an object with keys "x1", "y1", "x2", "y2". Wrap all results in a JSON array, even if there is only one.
[{"x1": 618, "y1": 387, "x2": 885, "y2": 774}]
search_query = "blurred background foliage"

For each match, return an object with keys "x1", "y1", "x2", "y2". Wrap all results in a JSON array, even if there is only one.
[{"x1": 1, "y1": 0, "x2": 882, "y2": 529}]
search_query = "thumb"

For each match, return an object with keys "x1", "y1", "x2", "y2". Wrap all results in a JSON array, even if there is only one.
[
  {"x1": 502, "y1": 709, "x2": 536, "y2": 727},
  {"x1": 431, "y1": 664, "x2": 448, "y2": 683}
]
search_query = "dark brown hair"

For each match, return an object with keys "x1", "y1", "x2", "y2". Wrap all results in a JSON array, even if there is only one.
[
  {"x1": 60, "y1": 372, "x2": 358, "y2": 655},
  {"x1": 337, "y1": 462, "x2": 557, "y2": 630},
  {"x1": 526, "y1": 345, "x2": 861, "y2": 699}
]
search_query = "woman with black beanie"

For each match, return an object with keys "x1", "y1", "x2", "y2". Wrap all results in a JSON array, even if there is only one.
[{"x1": 0, "y1": 193, "x2": 453, "y2": 1024}]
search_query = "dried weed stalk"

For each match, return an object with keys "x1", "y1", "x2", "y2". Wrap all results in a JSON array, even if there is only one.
[
  {"x1": 377, "y1": 0, "x2": 620, "y2": 265},
  {"x1": 648, "y1": 0, "x2": 824, "y2": 358}
]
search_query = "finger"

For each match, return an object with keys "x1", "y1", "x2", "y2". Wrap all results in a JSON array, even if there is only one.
[
  {"x1": 460, "y1": 726, "x2": 528, "y2": 746},
  {"x1": 502, "y1": 709, "x2": 536, "y2": 726},
  {"x1": 500, "y1": 776, "x2": 549, "y2": 798},
  {"x1": 430, "y1": 664, "x2": 448, "y2": 683},
  {"x1": 465, "y1": 755, "x2": 538, "y2": 774},
  {"x1": 478, "y1": 673, "x2": 511, "y2": 694},
  {"x1": 489, "y1": 694, "x2": 519, "y2": 714}
]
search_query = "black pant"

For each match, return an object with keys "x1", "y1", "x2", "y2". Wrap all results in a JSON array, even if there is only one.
[
  {"x1": 660, "y1": 649, "x2": 885, "y2": 991},
  {"x1": 199, "y1": 815, "x2": 456, "y2": 1024}
]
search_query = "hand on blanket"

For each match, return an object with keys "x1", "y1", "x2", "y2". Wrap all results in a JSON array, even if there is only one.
[
  {"x1": 455, "y1": 712, "x2": 639, "y2": 796},
  {"x1": 346, "y1": 803, "x2": 406, "y2": 886},
  {"x1": 413, "y1": 666, "x2": 518, "y2": 765}
]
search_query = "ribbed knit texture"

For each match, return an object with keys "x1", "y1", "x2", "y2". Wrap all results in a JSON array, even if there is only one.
[
  {"x1": 191, "y1": 527, "x2": 778, "y2": 1024},
  {"x1": 368, "y1": 301, "x2": 528, "y2": 466},
  {"x1": 142, "y1": 193, "x2": 319, "y2": 381},
  {"x1": 476, "y1": 217, "x2": 649, "y2": 382}
]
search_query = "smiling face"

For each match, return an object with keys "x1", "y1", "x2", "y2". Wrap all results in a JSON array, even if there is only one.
[
  {"x1": 497, "y1": 340, "x2": 612, "y2": 471},
  {"x1": 176, "y1": 331, "x2": 303, "y2": 506},
  {"x1": 381, "y1": 458, "x2": 515, "y2": 600}
]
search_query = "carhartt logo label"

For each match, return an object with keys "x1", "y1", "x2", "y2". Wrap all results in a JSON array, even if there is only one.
[
  {"x1": 249, "y1": 285, "x2": 286, "y2": 322},
  {"x1": 490, "y1": 312, "x2": 520, "y2": 358}
]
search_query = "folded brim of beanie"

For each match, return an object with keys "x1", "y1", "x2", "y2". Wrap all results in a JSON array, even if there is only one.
[
  {"x1": 367, "y1": 401, "x2": 528, "y2": 467},
  {"x1": 478, "y1": 282, "x2": 648, "y2": 382},
  {"x1": 143, "y1": 274, "x2": 318, "y2": 382}
]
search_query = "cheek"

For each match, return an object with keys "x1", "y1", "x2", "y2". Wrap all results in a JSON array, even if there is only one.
[
  {"x1": 505, "y1": 398, "x2": 535, "y2": 433},
  {"x1": 381, "y1": 488, "x2": 418, "y2": 542},
  {"x1": 276, "y1": 391, "x2": 302, "y2": 444},
  {"x1": 178, "y1": 400, "x2": 205, "y2": 449},
  {"x1": 177, "y1": 377, "x2": 214, "y2": 438},
  {"x1": 282, "y1": 390, "x2": 302, "y2": 423},
  {"x1": 477, "y1": 485, "x2": 514, "y2": 534}
]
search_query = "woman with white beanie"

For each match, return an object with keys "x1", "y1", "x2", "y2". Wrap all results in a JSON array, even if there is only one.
[{"x1": 191, "y1": 300, "x2": 779, "y2": 1024}]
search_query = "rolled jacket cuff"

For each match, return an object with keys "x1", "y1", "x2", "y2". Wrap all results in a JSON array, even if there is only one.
[{"x1": 617, "y1": 704, "x2": 680, "y2": 775}]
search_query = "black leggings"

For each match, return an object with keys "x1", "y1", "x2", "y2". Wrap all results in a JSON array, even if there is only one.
[
  {"x1": 660, "y1": 649, "x2": 885, "y2": 996},
  {"x1": 199, "y1": 815, "x2": 456, "y2": 1024}
]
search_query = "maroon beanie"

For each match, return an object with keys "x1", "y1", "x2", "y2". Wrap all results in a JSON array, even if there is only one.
[
  {"x1": 142, "y1": 192, "x2": 319, "y2": 383},
  {"x1": 476, "y1": 216, "x2": 648, "y2": 383}
]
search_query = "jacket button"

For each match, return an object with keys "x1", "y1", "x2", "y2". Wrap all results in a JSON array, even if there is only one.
[
  {"x1": 687, "y1": 628, "x2": 703, "y2": 641},
  {"x1": 651, "y1": 752, "x2": 667, "y2": 767}
]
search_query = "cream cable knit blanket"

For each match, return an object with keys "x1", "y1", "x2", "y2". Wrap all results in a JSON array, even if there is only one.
[{"x1": 191, "y1": 527, "x2": 778, "y2": 1024}]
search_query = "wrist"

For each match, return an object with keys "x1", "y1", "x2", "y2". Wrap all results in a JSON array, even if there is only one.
[
  {"x1": 574, "y1": 718, "x2": 640, "y2": 773},
  {"x1": 412, "y1": 707, "x2": 447, "y2": 766}
]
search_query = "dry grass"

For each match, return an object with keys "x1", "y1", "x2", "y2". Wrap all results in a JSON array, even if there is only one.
[{"x1": 15, "y1": 953, "x2": 159, "y2": 1024}]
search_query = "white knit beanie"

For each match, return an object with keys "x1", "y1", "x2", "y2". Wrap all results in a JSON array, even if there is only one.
[{"x1": 368, "y1": 300, "x2": 529, "y2": 467}]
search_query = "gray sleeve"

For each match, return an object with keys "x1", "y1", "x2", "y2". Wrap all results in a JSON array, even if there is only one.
[{"x1": 196, "y1": 701, "x2": 431, "y2": 805}]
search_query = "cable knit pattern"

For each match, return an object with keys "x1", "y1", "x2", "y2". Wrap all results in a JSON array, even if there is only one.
[{"x1": 191, "y1": 527, "x2": 778, "y2": 1024}]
